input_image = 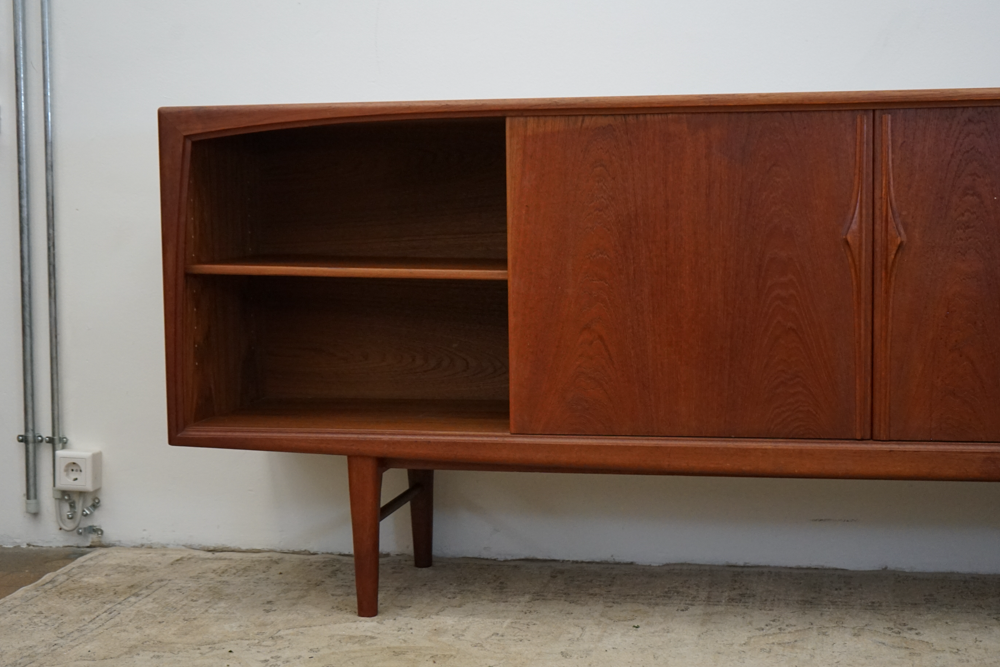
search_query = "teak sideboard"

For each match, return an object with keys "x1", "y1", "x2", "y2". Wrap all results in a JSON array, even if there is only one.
[{"x1": 159, "y1": 89, "x2": 1000, "y2": 616}]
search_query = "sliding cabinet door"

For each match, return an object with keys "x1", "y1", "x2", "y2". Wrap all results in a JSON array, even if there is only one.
[
  {"x1": 875, "y1": 108, "x2": 1000, "y2": 441},
  {"x1": 509, "y1": 111, "x2": 872, "y2": 438}
]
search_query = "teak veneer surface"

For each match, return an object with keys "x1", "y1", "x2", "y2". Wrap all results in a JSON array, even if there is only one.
[
  {"x1": 186, "y1": 119, "x2": 506, "y2": 265},
  {"x1": 183, "y1": 277, "x2": 509, "y2": 418},
  {"x1": 194, "y1": 398, "x2": 511, "y2": 433},
  {"x1": 187, "y1": 256, "x2": 508, "y2": 280},
  {"x1": 252, "y1": 120, "x2": 506, "y2": 261},
  {"x1": 874, "y1": 107, "x2": 1000, "y2": 442},
  {"x1": 509, "y1": 111, "x2": 871, "y2": 439},
  {"x1": 161, "y1": 89, "x2": 1000, "y2": 484},
  {"x1": 173, "y1": 426, "x2": 1000, "y2": 482},
  {"x1": 254, "y1": 278, "x2": 508, "y2": 403},
  {"x1": 159, "y1": 89, "x2": 1000, "y2": 140}
]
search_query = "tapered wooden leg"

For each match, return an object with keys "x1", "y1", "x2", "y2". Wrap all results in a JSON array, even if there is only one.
[
  {"x1": 407, "y1": 469, "x2": 434, "y2": 568},
  {"x1": 348, "y1": 456, "x2": 383, "y2": 617}
]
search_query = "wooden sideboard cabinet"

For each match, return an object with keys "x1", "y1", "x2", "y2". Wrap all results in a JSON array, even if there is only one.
[{"x1": 159, "y1": 89, "x2": 1000, "y2": 616}]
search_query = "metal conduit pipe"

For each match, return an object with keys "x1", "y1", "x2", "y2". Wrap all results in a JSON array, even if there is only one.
[
  {"x1": 41, "y1": 0, "x2": 67, "y2": 476},
  {"x1": 39, "y1": 0, "x2": 81, "y2": 533},
  {"x1": 13, "y1": 0, "x2": 41, "y2": 514}
]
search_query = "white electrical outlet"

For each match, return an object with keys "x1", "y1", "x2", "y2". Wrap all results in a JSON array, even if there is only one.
[{"x1": 55, "y1": 450, "x2": 102, "y2": 492}]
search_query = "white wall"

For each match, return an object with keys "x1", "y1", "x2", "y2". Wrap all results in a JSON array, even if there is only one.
[{"x1": 3, "y1": 0, "x2": 1000, "y2": 571}]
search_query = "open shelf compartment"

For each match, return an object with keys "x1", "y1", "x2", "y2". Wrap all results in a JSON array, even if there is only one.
[
  {"x1": 181, "y1": 276, "x2": 510, "y2": 434},
  {"x1": 185, "y1": 117, "x2": 507, "y2": 277}
]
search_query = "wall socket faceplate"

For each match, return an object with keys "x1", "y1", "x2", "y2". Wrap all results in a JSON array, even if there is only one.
[{"x1": 55, "y1": 450, "x2": 102, "y2": 492}]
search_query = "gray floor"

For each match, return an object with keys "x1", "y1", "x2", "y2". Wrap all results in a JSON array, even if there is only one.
[{"x1": 2, "y1": 547, "x2": 999, "y2": 666}]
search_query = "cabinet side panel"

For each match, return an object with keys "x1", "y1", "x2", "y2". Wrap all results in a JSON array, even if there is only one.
[
  {"x1": 184, "y1": 276, "x2": 259, "y2": 424},
  {"x1": 159, "y1": 115, "x2": 189, "y2": 438},
  {"x1": 509, "y1": 113, "x2": 870, "y2": 438},
  {"x1": 877, "y1": 107, "x2": 1000, "y2": 442},
  {"x1": 187, "y1": 136, "x2": 262, "y2": 263},
  {"x1": 179, "y1": 137, "x2": 263, "y2": 427}
]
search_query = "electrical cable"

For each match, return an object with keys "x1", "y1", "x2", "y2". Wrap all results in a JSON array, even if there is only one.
[{"x1": 55, "y1": 491, "x2": 83, "y2": 532}]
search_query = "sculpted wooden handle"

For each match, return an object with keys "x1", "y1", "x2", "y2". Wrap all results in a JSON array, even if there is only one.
[
  {"x1": 842, "y1": 115, "x2": 867, "y2": 269},
  {"x1": 873, "y1": 113, "x2": 907, "y2": 439},
  {"x1": 882, "y1": 115, "x2": 906, "y2": 269},
  {"x1": 842, "y1": 113, "x2": 872, "y2": 439}
]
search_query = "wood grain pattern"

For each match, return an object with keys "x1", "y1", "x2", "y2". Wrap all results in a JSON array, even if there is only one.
[
  {"x1": 183, "y1": 119, "x2": 505, "y2": 267},
  {"x1": 186, "y1": 135, "x2": 261, "y2": 263},
  {"x1": 157, "y1": 89, "x2": 1000, "y2": 144},
  {"x1": 842, "y1": 116, "x2": 874, "y2": 440},
  {"x1": 184, "y1": 276, "x2": 259, "y2": 425},
  {"x1": 509, "y1": 112, "x2": 871, "y2": 438},
  {"x1": 875, "y1": 108, "x2": 1000, "y2": 441},
  {"x1": 175, "y1": 426, "x2": 1000, "y2": 482},
  {"x1": 178, "y1": 276, "x2": 508, "y2": 429},
  {"x1": 196, "y1": 398, "x2": 510, "y2": 433},
  {"x1": 252, "y1": 278, "x2": 508, "y2": 403},
  {"x1": 159, "y1": 115, "x2": 188, "y2": 440},
  {"x1": 873, "y1": 115, "x2": 907, "y2": 438},
  {"x1": 187, "y1": 256, "x2": 507, "y2": 280},
  {"x1": 253, "y1": 119, "x2": 506, "y2": 261}
]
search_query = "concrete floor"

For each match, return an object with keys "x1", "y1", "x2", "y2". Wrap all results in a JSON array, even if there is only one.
[{"x1": 2, "y1": 547, "x2": 999, "y2": 666}]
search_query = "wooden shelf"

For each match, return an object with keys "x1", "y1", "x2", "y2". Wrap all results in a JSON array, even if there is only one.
[
  {"x1": 194, "y1": 398, "x2": 511, "y2": 434},
  {"x1": 187, "y1": 256, "x2": 508, "y2": 280}
]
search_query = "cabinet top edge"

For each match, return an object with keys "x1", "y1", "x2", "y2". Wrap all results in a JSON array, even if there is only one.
[{"x1": 157, "y1": 88, "x2": 1000, "y2": 139}]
